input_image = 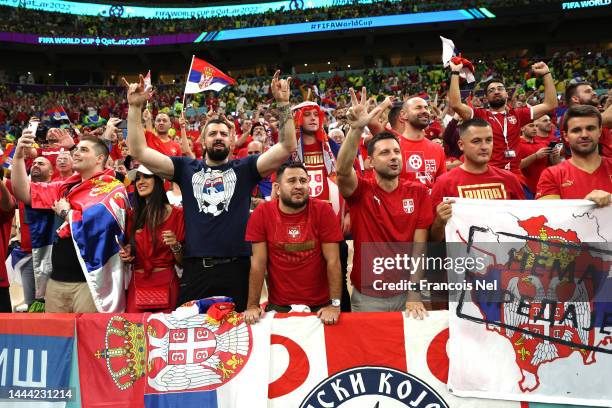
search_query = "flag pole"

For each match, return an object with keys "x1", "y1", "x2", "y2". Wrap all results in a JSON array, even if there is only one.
[{"x1": 182, "y1": 55, "x2": 195, "y2": 111}]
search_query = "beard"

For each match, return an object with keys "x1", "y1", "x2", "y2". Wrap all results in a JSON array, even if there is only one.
[
  {"x1": 407, "y1": 116, "x2": 428, "y2": 130},
  {"x1": 489, "y1": 97, "x2": 507, "y2": 109},
  {"x1": 579, "y1": 97, "x2": 599, "y2": 107},
  {"x1": 280, "y1": 193, "x2": 308, "y2": 209},
  {"x1": 206, "y1": 144, "x2": 230, "y2": 161}
]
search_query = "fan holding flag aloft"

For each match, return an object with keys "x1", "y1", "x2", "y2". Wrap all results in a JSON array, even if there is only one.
[{"x1": 184, "y1": 56, "x2": 236, "y2": 95}]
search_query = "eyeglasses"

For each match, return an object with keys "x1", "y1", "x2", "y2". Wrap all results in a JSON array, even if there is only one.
[{"x1": 487, "y1": 86, "x2": 506, "y2": 94}]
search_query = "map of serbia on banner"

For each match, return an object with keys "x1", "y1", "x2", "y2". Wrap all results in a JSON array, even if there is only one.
[
  {"x1": 445, "y1": 198, "x2": 612, "y2": 407},
  {"x1": 0, "y1": 314, "x2": 75, "y2": 408}
]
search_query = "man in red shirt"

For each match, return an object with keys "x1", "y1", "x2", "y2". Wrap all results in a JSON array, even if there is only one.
[
  {"x1": 449, "y1": 60, "x2": 558, "y2": 175},
  {"x1": 0, "y1": 178, "x2": 16, "y2": 312},
  {"x1": 144, "y1": 113, "x2": 182, "y2": 157},
  {"x1": 244, "y1": 162, "x2": 343, "y2": 325},
  {"x1": 537, "y1": 105, "x2": 611, "y2": 206},
  {"x1": 430, "y1": 118, "x2": 525, "y2": 242},
  {"x1": 518, "y1": 122, "x2": 561, "y2": 197},
  {"x1": 337, "y1": 88, "x2": 432, "y2": 318},
  {"x1": 565, "y1": 81, "x2": 612, "y2": 158},
  {"x1": 369, "y1": 97, "x2": 446, "y2": 190}
]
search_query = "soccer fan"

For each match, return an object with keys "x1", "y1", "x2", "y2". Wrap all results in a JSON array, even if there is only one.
[
  {"x1": 565, "y1": 81, "x2": 612, "y2": 158},
  {"x1": 518, "y1": 122, "x2": 560, "y2": 197},
  {"x1": 537, "y1": 105, "x2": 611, "y2": 206},
  {"x1": 118, "y1": 165, "x2": 185, "y2": 312},
  {"x1": 430, "y1": 118, "x2": 525, "y2": 242},
  {"x1": 337, "y1": 88, "x2": 432, "y2": 317},
  {"x1": 0, "y1": 178, "x2": 16, "y2": 312},
  {"x1": 125, "y1": 71, "x2": 296, "y2": 311},
  {"x1": 55, "y1": 150, "x2": 74, "y2": 180},
  {"x1": 369, "y1": 97, "x2": 446, "y2": 190},
  {"x1": 449, "y1": 60, "x2": 558, "y2": 175},
  {"x1": 7, "y1": 156, "x2": 54, "y2": 309},
  {"x1": 244, "y1": 162, "x2": 343, "y2": 324},
  {"x1": 11, "y1": 131, "x2": 128, "y2": 312},
  {"x1": 145, "y1": 112, "x2": 182, "y2": 156}
]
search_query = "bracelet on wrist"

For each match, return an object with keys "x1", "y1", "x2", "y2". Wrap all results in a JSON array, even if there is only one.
[
  {"x1": 542, "y1": 71, "x2": 551, "y2": 77},
  {"x1": 451, "y1": 71, "x2": 460, "y2": 76},
  {"x1": 171, "y1": 243, "x2": 182, "y2": 254}
]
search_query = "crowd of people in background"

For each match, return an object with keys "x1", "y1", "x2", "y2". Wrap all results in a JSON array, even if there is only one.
[
  {"x1": 0, "y1": 50, "x2": 610, "y2": 319},
  {"x1": 0, "y1": 0, "x2": 560, "y2": 36}
]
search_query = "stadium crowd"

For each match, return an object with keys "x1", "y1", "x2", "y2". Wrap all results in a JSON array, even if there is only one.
[
  {"x1": 0, "y1": 51, "x2": 610, "y2": 319},
  {"x1": 0, "y1": 0, "x2": 560, "y2": 36}
]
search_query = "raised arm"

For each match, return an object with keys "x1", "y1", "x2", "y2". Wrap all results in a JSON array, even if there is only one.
[
  {"x1": 124, "y1": 75, "x2": 175, "y2": 179},
  {"x1": 448, "y1": 61, "x2": 473, "y2": 121},
  {"x1": 337, "y1": 87, "x2": 382, "y2": 198},
  {"x1": 530, "y1": 62, "x2": 558, "y2": 120},
  {"x1": 178, "y1": 112, "x2": 195, "y2": 159},
  {"x1": 256, "y1": 71, "x2": 296, "y2": 177},
  {"x1": 10, "y1": 130, "x2": 35, "y2": 205}
]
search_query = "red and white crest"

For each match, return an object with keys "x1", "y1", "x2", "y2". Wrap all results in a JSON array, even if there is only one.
[
  {"x1": 507, "y1": 115, "x2": 517, "y2": 125},
  {"x1": 287, "y1": 225, "x2": 302, "y2": 241},
  {"x1": 146, "y1": 311, "x2": 252, "y2": 392},
  {"x1": 308, "y1": 169, "x2": 324, "y2": 197},
  {"x1": 198, "y1": 67, "x2": 215, "y2": 90},
  {"x1": 403, "y1": 198, "x2": 414, "y2": 214}
]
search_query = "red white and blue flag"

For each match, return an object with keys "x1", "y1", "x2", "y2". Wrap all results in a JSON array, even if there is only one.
[
  {"x1": 184, "y1": 57, "x2": 236, "y2": 94},
  {"x1": 46, "y1": 106, "x2": 69, "y2": 121}
]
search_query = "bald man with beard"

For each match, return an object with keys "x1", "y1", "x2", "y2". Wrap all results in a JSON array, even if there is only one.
[{"x1": 369, "y1": 97, "x2": 446, "y2": 190}]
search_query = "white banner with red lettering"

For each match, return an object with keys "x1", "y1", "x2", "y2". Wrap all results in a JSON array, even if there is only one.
[{"x1": 445, "y1": 198, "x2": 612, "y2": 406}]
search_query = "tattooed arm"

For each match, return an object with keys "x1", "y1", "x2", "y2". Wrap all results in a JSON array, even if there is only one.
[{"x1": 256, "y1": 71, "x2": 297, "y2": 177}]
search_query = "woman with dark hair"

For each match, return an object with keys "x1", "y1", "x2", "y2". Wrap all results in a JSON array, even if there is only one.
[{"x1": 118, "y1": 165, "x2": 184, "y2": 312}]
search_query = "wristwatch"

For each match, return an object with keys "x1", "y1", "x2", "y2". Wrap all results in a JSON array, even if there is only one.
[{"x1": 331, "y1": 299, "x2": 341, "y2": 307}]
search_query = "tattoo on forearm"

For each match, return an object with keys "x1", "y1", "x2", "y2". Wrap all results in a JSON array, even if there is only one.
[{"x1": 277, "y1": 104, "x2": 292, "y2": 136}]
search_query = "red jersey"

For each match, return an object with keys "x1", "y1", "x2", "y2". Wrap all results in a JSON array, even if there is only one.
[
  {"x1": 536, "y1": 157, "x2": 612, "y2": 199},
  {"x1": 390, "y1": 129, "x2": 446, "y2": 190},
  {"x1": 346, "y1": 176, "x2": 433, "y2": 293},
  {"x1": 245, "y1": 199, "x2": 343, "y2": 306},
  {"x1": 472, "y1": 106, "x2": 533, "y2": 174},
  {"x1": 0, "y1": 189, "x2": 14, "y2": 288},
  {"x1": 431, "y1": 165, "x2": 525, "y2": 216},
  {"x1": 600, "y1": 127, "x2": 612, "y2": 158},
  {"x1": 144, "y1": 130, "x2": 182, "y2": 156},
  {"x1": 36, "y1": 146, "x2": 63, "y2": 168},
  {"x1": 518, "y1": 137, "x2": 551, "y2": 193},
  {"x1": 131, "y1": 206, "x2": 185, "y2": 273},
  {"x1": 302, "y1": 142, "x2": 330, "y2": 201}
]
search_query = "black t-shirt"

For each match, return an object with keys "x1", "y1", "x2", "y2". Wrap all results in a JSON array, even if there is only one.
[
  {"x1": 51, "y1": 237, "x2": 85, "y2": 282},
  {"x1": 170, "y1": 155, "x2": 262, "y2": 258}
]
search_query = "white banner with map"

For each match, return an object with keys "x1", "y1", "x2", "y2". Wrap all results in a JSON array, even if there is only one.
[{"x1": 445, "y1": 198, "x2": 612, "y2": 406}]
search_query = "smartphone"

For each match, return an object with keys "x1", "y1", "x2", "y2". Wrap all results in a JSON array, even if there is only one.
[{"x1": 26, "y1": 119, "x2": 40, "y2": 134}]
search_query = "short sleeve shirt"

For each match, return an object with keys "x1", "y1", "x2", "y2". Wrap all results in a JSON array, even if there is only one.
[{"x1": 170, "y1": 155, "x2": 261, "y2": 257}]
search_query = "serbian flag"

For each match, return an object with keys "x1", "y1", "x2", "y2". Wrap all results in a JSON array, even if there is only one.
[
  {"x1": 268, "y1": 311, "x2": 523, "y2": 407},
  {"x1": 2, "y1": 144, "x2": 14, "y2": 170},
  {"x1": 46, "y1": 106, "x2": 69, "y2": 121},
  {"x1": 77, "y1": 314, "x2": 149, "y2": 408},
  {"x1": 144, "y1": 70, "x2": 152, "y2": 91},
  {"x1": 24, "y1": 206, "x2": 57, "y2": 299},
  {"x1": 0, "y1": 314, "x2": 76, "y2": 408},
  {"x1": 184, "y1": 56, "x2": 236, "y2": 94},
  {"x1": 143, "y1": 310, "x2": 272, "y2": 408},
  {"x1": 440, "y1": 36, "x2": 475, "y2": 83}
]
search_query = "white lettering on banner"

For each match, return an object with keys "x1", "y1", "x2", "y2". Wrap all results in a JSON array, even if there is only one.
[
  {"x1": 0, "y1": 348, "x2": 47, "y2": 387},
  {"x1": 561, "y1": 0, "x2": 611, "y2": 9}
]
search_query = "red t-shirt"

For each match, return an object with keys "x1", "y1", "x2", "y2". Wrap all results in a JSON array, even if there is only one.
[
  {"x1": 245, "y1": 199, "x2": 343, "y2": 306},
  {"x1": 518, "y1": 137, "x2": 551, "y2": 193},
  {"x1": 536, "y1": 157, "x2": 612, "y2": 199},
  {"x1": 346, "y1": 176, "x2": 433, "y2": 293},
  {"x1": 0, "y1": 189, "x2": 14, "y2": 288},
  {"x1": 36, "y1": 146, "x2": 63, "y2": 169},
  {"x1": 144, "y1": 130, "x2": 182, "y2": 157},
  {"x1": 302, "y1": 142, "x2": 330, "y2": 201},
  {"x1": 131, "y1": 206, "x2": 185, "y2": 273},
  {"x1": 431, "y1": 165, "x2": 525, "y2": 216},
  {"x1": 600, "y1": 127, "x2": 612, "y2": 158},
  {"x1": 389, "y1": 129, "x2": 446, "y2": 190},
  {"x1": 472, "y1": 106, "x2": 533, "y2": 174}
]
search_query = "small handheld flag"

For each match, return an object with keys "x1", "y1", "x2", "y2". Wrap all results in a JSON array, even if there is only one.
[
  {"x1": 440, "y1": 36, "x2": 475, "y2": 83},
  {"x1": 184, "y1": 56, "x2": 236, "y2": 95},
  {"x1": 46, "y1": 106, "x2": 69, "y2": 121}
]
